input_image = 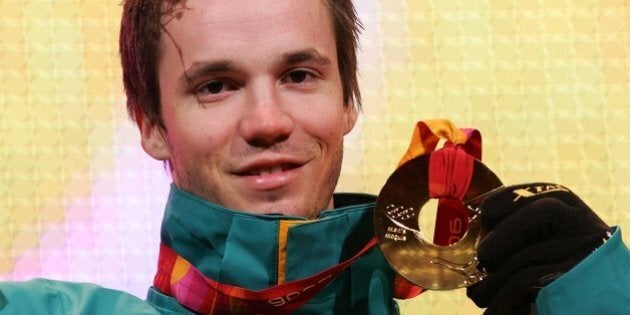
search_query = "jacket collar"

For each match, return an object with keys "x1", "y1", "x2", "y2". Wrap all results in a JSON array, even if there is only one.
[{"x1": 160, "y1": 184, "x2": 377, "y2": 289}]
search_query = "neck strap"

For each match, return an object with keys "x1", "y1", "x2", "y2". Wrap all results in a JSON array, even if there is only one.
[{"x1": 153, "y1": 238, "x2": 377, "y2": 314}]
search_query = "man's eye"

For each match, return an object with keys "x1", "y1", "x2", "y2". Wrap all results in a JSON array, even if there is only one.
[
  {"x1": 200, "y1": 81, "x2": 231, "y2": 94},
  {"x1": 194, "y1": 80, "x2": 237, "y2": 103},
  {"x1": 284, "y1": 70, "x2": 315, "y2": 84}
]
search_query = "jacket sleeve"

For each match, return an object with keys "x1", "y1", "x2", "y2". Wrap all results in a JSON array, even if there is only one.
[
  {"x1": 535, "y1": 227, "x2": 630, "y2": 314},
  {"x1": 0, "y1": 278, "x2": 160, "y2": 315}
]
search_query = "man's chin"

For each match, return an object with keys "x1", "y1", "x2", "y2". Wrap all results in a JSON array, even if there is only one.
[
  {"x1": 182, "y1": 182, "x2": 331, "y2": 218},
  {"x1": 230, "y1": 198, "x2": 327, "y2": 219}
]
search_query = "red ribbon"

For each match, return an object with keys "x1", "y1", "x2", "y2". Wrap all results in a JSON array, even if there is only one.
[
  {"x1": 428, "y1": 147, "x2": 474, "y2": 200},
  {"x1": 429, "y1": 147, "x2": 476, "y2": 245},
  {"x1": 397, "y1": 120, "x2": 482, "y2": 246},
  {"x1": 154, "y1": 238, "x2": 378, "y2": 314}
]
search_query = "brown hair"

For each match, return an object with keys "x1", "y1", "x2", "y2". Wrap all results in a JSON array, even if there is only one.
[{"x1": 119, "y1": 0, "x2": 363, "y2": 126}]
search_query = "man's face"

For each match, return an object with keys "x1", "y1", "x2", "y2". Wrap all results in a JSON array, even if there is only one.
[{"x1": 140, "y1": 0, "x2": 357, "y2": 218}]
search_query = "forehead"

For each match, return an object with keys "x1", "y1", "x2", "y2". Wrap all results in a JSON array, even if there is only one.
[
  {"x1": 161, "y1": 0, "x2": 330, "y2": 24},
  {"x1": 159, "y1": 0, "x2": 335, "y2": 63}
]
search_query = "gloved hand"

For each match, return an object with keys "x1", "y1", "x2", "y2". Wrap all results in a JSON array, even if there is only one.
[{"x1": 466, "y1": 183, "x2": 611, "y2": 314}]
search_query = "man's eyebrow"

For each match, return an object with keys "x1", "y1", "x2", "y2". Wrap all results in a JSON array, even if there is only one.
[
  {"x1": 282, "y1": 49, "x2": 332, "y2": 66},
  {"x1": 181, "y1": 49, "x2": 331, "y2": 86},
  {"x1": 182, "y1": 60, "x2": 235, "y2": 85}
]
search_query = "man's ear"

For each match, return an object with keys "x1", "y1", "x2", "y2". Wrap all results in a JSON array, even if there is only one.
[
  {"x1": 343, "y1": 103, "x2": 358, "y2": 135},
  {"x1": 137, "y1": 113, "x2": 171, "y2": 161}
]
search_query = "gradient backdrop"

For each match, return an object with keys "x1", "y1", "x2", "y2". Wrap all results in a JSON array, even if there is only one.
[{"x1": 1, "y1": 1, "x2": 629, "y2": 313}]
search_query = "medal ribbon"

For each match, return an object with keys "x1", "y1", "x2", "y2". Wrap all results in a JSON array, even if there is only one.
[
  {"x1": 153, "y1": 238, "x2": 378, "y2": 315},
  {"x1": 398, "y1": 119, "x2": 482, "y2": 246}
]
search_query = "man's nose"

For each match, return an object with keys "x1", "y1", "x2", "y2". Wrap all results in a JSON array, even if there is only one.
[{"x1": 238, "y1": 84, "x2": 295, "y2": 147}]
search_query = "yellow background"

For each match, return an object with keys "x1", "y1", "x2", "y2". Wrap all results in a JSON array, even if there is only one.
[{"x1": 1, "y1": 1, "x2": 629, "y2": 313}]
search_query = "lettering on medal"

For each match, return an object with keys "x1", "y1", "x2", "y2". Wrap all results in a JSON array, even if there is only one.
[
  {"x1": 385, "y1": 226, "x2": 407, "y2": 242},
  {"x1": 447, "y1": 218, "x2": 463, "y2": 243}
]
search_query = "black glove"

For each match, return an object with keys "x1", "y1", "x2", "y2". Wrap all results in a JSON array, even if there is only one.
[{"x1": 466, "y1": 183, "x2": 610, "y2": 315}]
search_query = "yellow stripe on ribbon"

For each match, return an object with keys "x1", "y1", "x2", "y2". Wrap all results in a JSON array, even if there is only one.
[
  {"x1": 171, "y1": 256, "x2": 191, "y2": 285},
  {"x1": 397, "y1": 119, "x2": 469, "y2": 167}
]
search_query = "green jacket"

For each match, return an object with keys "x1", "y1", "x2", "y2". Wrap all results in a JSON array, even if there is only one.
[{"x1": 1, "y1": 186, "x2": 628, "y2": 314}]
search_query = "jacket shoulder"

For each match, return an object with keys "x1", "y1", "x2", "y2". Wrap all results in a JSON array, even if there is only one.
[{"x1": 0, "y1": 278, "x2": 159, "y2": 315}]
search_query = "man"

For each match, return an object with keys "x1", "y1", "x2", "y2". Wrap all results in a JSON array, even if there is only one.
[{"x1": 0, "y1": 0, "x2": 628, "y2": 314}]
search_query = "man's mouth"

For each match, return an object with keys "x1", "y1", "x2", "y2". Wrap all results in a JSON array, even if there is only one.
[
  {"x1": 242, "y1": 163, "x2": 300, "y2": 176},
  {"x1": 233, "y1": 161, "x2": 304, "y2": 191}
]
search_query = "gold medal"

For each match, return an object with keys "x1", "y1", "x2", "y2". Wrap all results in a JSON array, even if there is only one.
[{"x1": 374, "y1": 153, "x2": 503, "y2": 290}]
